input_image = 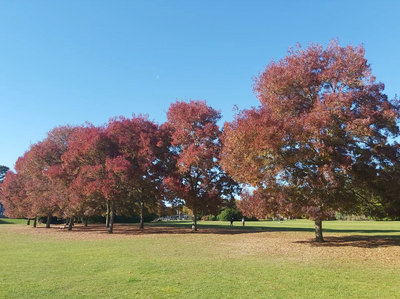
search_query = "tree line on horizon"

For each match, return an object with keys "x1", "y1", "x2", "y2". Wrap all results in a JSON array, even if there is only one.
[{"x1": 2, "y1": 40, "x2": 400, "y2": 242}]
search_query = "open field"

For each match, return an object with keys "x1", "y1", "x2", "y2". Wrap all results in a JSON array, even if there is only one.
[{"x1": 1, "y1": 219, "x2": 399, "y2": 298}]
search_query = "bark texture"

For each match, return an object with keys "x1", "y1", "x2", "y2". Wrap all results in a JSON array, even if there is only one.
[
  {"x1": 108, "y1": 201, "x2": 114, "y2": 234},
  {"x1": 191, "y1": 210, "x2": 197, "y2": 232},
  {"x1": 315, "y1": 219, "x2": 324, "y2": 242},
  {"x1": 68, "y1": 217, "x2": 74, "y2": 231},
  {"x1": 106, "y1": 200, "x2": 110, "y2": 228},
  {"x1": 139, "y1": 200, "x2": 145, "y2": 229},
  {"x1": 46, "y1": 214, "x2": 51, "y2": 228}
]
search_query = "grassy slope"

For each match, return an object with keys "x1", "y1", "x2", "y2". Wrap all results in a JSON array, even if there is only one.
[{"x1": 0, "y1": 219, "x2": 399, "y2": 299}]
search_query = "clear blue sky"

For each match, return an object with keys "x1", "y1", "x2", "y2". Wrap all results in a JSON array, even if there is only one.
[{"x1": 1, "y1": 0, "x2": 399, "y2": 170}]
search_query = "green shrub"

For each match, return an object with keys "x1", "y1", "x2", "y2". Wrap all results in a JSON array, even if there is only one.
[
  {"x1": 217, "y1": 207, "x2": 243, "y2": 221},
  {"x1": 334, "y1": 212, "x2": 371, "y2": 221}
]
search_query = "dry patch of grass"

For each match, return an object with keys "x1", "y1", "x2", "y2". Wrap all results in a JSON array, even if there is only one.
[{"x1": 224, "y1": 231, "x2": 400, "y2": 267}]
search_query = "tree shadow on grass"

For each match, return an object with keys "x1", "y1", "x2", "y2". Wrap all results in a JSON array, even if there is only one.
[
  {"x1": 34, "y1": 223, "x2": 400, "y2": 247},
  {"x1": 148, "y1": 221, "x2": 400, "y2": 234},
  {"x1": 39, "y1": 223, "x2": 266, "y2": 236},
  {"x1": 146, "y1": 221, "x2": 311, "y2": 233},
  {"x1": 296, "y1": 235, "x2": 400, "y2": 248},
  {"x1": 256, "y1": 226, "x2": 400, "y2": 234}
]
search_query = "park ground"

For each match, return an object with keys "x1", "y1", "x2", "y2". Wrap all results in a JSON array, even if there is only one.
[{"x1": 1, "y1": 219, "x2": 399, "y2": 298}]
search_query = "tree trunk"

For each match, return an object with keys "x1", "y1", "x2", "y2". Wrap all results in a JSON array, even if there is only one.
[
  {"x1": 46, "y1": 214, "x2": 51, "y2": 228},
  {"x1": 108, "y1": 200, "x2": 114, "y2": 234},
  {"x1": 33, "y1": 217, "x2": 37, "y2": 228},
  {"x1": 106, "y1": 200, "x2": 110, "y2": 228},
  {"x1": 191, "y1": 209, "x2": 197, "y2": 232},
  {"x1": 27, "y1": 218, "x2": 30, "y2": 225},
  {"x1": 315, "y1": 219, "x2": 324, "y2": 242},
  {"x1": 84, "y1": 216, "x2": 88, "y2": 227},
  {"x1": 68, "y1": 217, "x2": 74, "y2": 231},
  {"x1": 139, "y1": 200, "x2": 145, "y2": 229}
]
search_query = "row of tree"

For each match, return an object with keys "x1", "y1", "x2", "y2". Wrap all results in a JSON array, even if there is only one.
[
  {"x1": 1, "y1": 101, "x2": 240, "y2": 233},
  {"x1": 2, "y1": 40, "x2": 400, "y2": 241}
]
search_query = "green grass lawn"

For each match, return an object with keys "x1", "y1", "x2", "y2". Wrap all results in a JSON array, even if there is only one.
[
  {"x1": 0, "y1": 218, "x2": 27, "y2": 225},
  {"x1": 1, "y1": 219, "x2": 399, "y2": 298}
]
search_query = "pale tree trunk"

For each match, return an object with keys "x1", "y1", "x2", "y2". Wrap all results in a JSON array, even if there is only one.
[
  {"x1": 139, "y1": 200, "x2": 145, "y2": 229},
  {"x1": 27, "y1": 218, "x2": 31, "y2": 225},
  {"x1": 68, "y1": 217, "x2": 74, "y2": 231},
  {"x1": 315, "y1": 219, "x2": 324, "y2": 242},
  {"x1": 46, "y1": 214, "x2": 51, "y2": 228},
  {"x1": 33, "y1": 217, "x2": 37, "y2": 228},
  {"x1": 106, "y1": 200, "x2": 110, "y2": 228},
  {"x1": 191, "y1": 209, "x2": 197, "y2": 232},
  {"x1": 84, "y1": 216, "x2": 88, "y2": 227},
  {"x1": 108, "y1": 200, "x2": 114, "y2": 234}
]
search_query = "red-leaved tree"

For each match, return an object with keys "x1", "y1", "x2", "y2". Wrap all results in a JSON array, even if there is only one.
[
  {"x1": 222, "y1": 40, "x2": 400, "y2": 242},
  {"x1": 106, "y1": 115, "x2": 171, "y2": 229},
  {"x1": 4, "y1": 126, "x2": 77, "y2": 228},
  {"x1": 1, "y1": 171, "x2": 31, "y2": 220},
  {"x1": 62, "y1": 124, "x2": 122, "y2": 233},
  {"x1": 165, "y1": 100, "x2": 235, "y2": 232},
  {"x1": 14, "y1": 142, "x2": 66, "y2": 228}
]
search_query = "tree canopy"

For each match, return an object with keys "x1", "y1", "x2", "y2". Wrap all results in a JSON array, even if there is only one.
[
  {"x1": 221, "y1": 40, "x2": 400, "y2": 242},
  {"x1": 164, "y1": 100, "x2": 240, "y2": 231},
  {"x1": 1, "y1": 110, "x2": 236, "y2": 232}
]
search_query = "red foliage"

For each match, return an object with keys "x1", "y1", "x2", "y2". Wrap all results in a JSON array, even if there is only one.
[
  {"x1": 1, "y1": 171, "x2": 29, "y2": 218},
  {"x1": 164, "y1": 100, "x2": 228, "y2": 229},
  {"x1": 61, "y1": 124, "x2": 119, "y2": 214},
  {"x1": 105, "y1": 115, "x2": 171, "y2": 224},
  {"x1": 1, "y1": 126, "x2": 77, "y2": 220},
  {"x1": 222, "y1": 40, "x2": 400, "y2": 230}
]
